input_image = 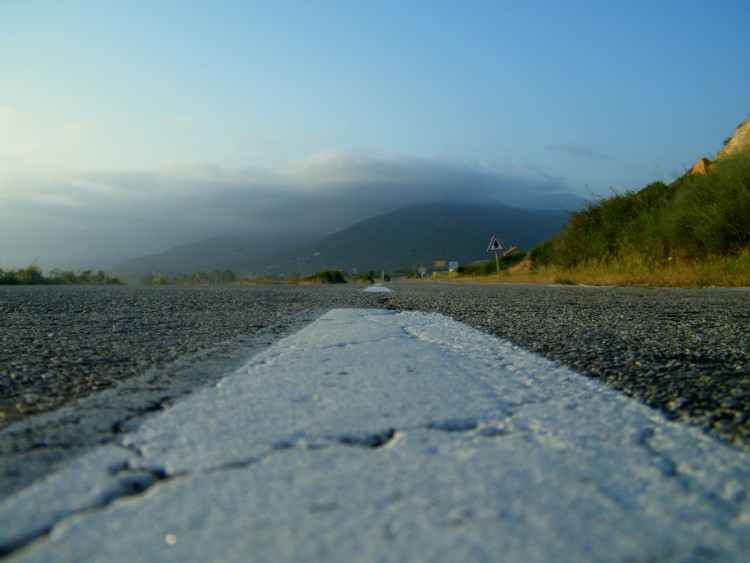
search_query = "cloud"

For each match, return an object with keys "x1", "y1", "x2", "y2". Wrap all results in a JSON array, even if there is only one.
[{"x1": 0, "y1": 153, "x2": 583, "y2": 269}]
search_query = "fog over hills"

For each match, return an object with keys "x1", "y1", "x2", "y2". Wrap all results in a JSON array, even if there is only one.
[
  {"x1": 110, "y1": 233, "x2": 324, "y2": 279},
  {"x1": 112, "y1": 201, "x2": 571, "y2": 279}
]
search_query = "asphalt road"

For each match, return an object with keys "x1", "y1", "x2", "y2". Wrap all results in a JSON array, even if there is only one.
[{"x1": 1, "y1": 282, "x2": 748, "y2": 497}]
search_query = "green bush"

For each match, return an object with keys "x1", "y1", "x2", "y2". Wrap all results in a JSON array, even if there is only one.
[
  {"x1": 533, "y1": 153, "x2": 750, "y2": 267},
  {"x1": 0, "y1": 268, "x2": 19, "y2": 284},
  {"x1": 529, "y1": 239, "x2": 555, "y2": 267},
  {"x1": 17, "y1": 265, "x2": 44, "y2": 284},
  {"x1": 0, "y1": 265, "x2": 122, "y2": 285},
  {"x1": 351, "y1": 272, "x2": 375, "y2": 283},
  {"x1": 547, "y1": 181, "x2": 674, "y2": 268},
  {"x1": 303, "y1": 269, "x2": 347, "y2": 284},
  {"x1": 48, "y1": 268, "x2": 120, "y2": 284},
  {"x1": 664, "y1": 153, "x2": 750, "y2": 257}
]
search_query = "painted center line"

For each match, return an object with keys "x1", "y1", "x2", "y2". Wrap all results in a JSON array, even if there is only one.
[
  {"x1": 2, "y1": 309, "x2": 749, "y2": 562},
  {"x1": 361, "y1": 283, "x2": 393, "y2": 293}
]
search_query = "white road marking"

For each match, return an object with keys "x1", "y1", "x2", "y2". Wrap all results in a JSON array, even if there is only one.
[
  {"x1": 361, "y1": 284, "x2": 393, "y2": 292},
  {"x1": 3, "y1": 309, "x2": 749, "y2": 561}
]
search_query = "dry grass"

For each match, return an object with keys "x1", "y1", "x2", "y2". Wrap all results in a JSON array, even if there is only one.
[{"x1": 443, "y1": 253, "x2": 750, "y2": 288}]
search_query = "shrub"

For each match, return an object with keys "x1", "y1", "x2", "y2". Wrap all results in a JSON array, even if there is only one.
[
  {"x1": 529, "y1": 239, "x2": 555, "y2": 267},
  {"x1": 533, "y1": 153, "x2": 750, "y2": 268},
  {"x1": 303, "y1": 269, "x2": 347, "y2": 284},
  {"x1": 351, "y1": 272, "x2": 375, "y2": 283},
  {"x1": 17, "y1": 265, "x2": 44, "y2": 284},
  {"x1": 0, "y1": 268, "x2": 19, "y2": 285},
  {"x1": 664, "y1": 153, "x2": 750, "y2": 257},
  {"x1": 0, "y1": 265, "x2": 122, "y2": 285}
]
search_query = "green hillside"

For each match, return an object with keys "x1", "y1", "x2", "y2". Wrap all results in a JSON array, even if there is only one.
[
  {"x1": 530, "y1": 152, "x2": 750, "y2": 272},
  {"x1": 251, "y1": 201, "x2": 569, "y2": 277}
]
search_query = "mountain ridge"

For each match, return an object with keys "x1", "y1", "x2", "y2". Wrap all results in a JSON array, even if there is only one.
[
  {"x1": 112, "y1": 201, "x2": 570, "y2": 279},
  {"x1": 110, "y1": 232, "x2": 324, "y2": 279},
  {"x1": 252, "y1": 201, "x2": 569, "y2": 276}
]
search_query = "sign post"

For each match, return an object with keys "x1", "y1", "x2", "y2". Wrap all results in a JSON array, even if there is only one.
[{"x1": 486, "y1": 234, "x2": 507, "y2": 274}]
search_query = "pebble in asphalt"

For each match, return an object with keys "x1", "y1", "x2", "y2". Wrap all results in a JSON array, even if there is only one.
[{"x1": 1, "y1": 282, "x2": 748, "y2": 496}]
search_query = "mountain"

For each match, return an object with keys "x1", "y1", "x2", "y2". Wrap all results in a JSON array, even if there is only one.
[
  {"x1": 110, "y1": 232, "x2": 323, "y2": 279},
  {"x1": 248, "y1": 202, "x2": 569, "y2": 276},
  {"x1": 110, "y1": 202, "x2": 570, "y2": 279}
]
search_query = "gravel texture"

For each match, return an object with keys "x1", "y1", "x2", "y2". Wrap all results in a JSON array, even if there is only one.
[
  {"x1": 0, "y1": 285, "x2": 382, "y2": 422},
  {"x1": 388, "y1": 282, "x2": 750, "y2": 448},
  {"x1": 1, "y1": 282, "x2": 748, "y2": 496}
]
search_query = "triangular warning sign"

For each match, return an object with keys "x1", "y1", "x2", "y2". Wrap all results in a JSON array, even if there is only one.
[{"x1": 487, "y1": 234, "x2": 506, "y2": 252}]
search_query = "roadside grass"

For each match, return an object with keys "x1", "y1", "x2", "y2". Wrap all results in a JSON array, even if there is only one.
[
  {"x1": 474, "y1": 151, "x2": 750, "y2": 289},
  {"x1": 443, "y1": 252, "x2": 749, "y2": 287}
]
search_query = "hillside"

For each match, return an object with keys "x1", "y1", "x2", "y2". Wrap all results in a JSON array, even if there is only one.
[
  {"x1": 110, "y1": 233, "x2": 323, "y2": 279},
  {"x1": 532, "y1": 116, "x2": 750, "y2": 270},
  {"x1": 249, "y1": 202, "x2": 569, "y2": 277},
  {"x1": 111, "y1": 201, "x2": 570, "y2": 280}
]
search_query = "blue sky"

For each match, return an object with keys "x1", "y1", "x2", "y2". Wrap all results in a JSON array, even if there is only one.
[{"x1": 1, "y1": 0, "x2": 749, "y2": 268}]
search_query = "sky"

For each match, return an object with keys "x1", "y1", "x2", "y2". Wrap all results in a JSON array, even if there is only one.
[{"x1": 1, "y1": 0, "x2": 749, "y2": 269}]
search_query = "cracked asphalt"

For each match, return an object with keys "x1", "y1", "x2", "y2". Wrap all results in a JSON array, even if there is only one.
[{"x1": 1, "y1": 282, "x2": 748, "y2": 498}]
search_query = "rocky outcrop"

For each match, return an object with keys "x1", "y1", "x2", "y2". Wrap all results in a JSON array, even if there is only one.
[
  {"x1": 690, "y1": 115, "x2": 750, "y2": 175},
  {"x1": 716, "y1": 115, "x2": 750, "y2": 160},
  {"x1": 690, "y1": 157, "x2": 711, "y2": 175}
]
